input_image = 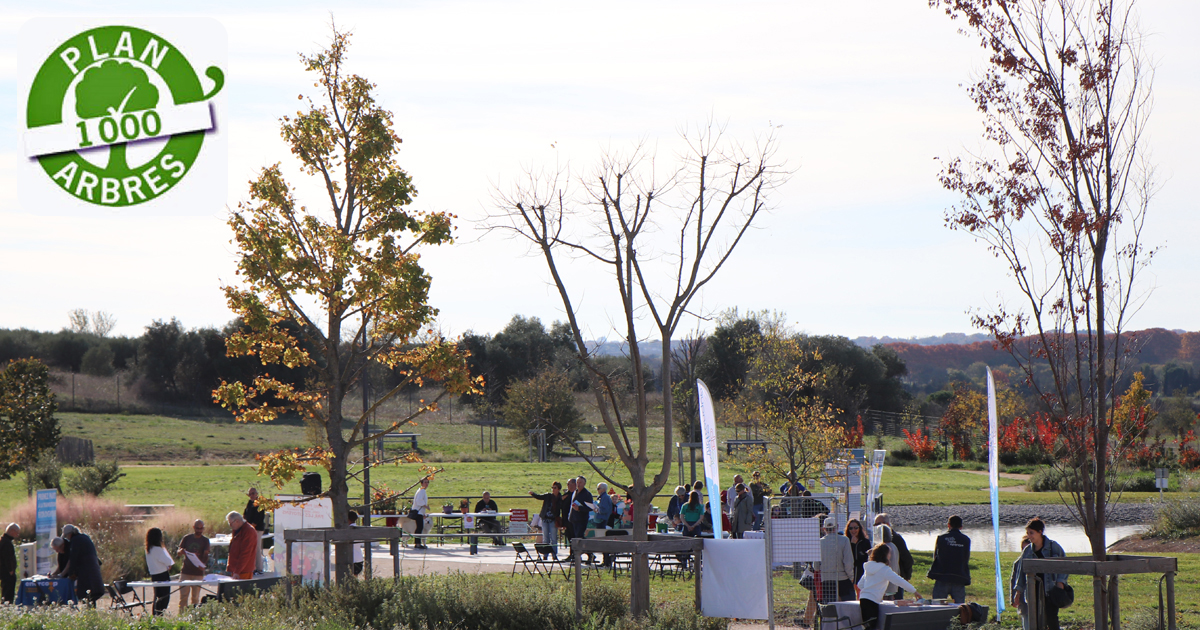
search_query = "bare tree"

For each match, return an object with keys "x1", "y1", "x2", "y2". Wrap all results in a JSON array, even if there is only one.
[
  {"x1": 487, "y1": 122, "x2": 787, "y2": 615},
  {"x1": 66, "y1": 309, "x2": 89, "y2": 334},
  {"x1": 932, "y1": 0, "x2": 1154, "y2": 576},
  {"x1": 90, "y1": 311, "x2": 117, "y2": 337}
]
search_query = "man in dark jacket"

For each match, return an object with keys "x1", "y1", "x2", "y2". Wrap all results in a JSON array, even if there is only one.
[
  {"x1": 62, "y1": 524, "x2": 104, "y2": 605},
  {"x1": 927, "y1": 515, "x2": 971, "y2": 603},
  {"x1": 474, "y1": 492, "x2": 503, "y2": 545},
  {"x1": 875, "y1": 513, "x2": 914, "y2": 597},
  {"x1": 561, "y1": 478, "x2": 578, "y2": 542},
  {"x1": 1, "y1": 523, "x2": 18, "y2": 604},
  {"x1": 567, "y1": 476, "x2": 593, "y2": 552},
  {"x1": 243, "y1": 487, "x2": 267, "y2": 572}
]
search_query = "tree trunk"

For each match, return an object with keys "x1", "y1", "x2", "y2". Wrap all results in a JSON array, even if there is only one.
[{"x1": 630, "y1": 485, "x2": 652, "y2": 617}]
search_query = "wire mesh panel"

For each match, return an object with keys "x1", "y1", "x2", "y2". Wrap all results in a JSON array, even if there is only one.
[{"x1": 765, "y1": 496, "x2": 837, "y2": 628}]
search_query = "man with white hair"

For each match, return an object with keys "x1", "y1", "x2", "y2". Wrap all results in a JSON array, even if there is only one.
[
  {"x1": 1, "y1": 523, "x2": 18, "y2": 604},
  {"x1": 177, "y1": 519, "x2": 210, "y2": 610},
  {"x1": 226, "y1": 511, "x2": 256, "y2": 579},
  {"x1": 61, "y1": 524, "x2": 104, "y2": 605},
  {"x1": 48, "y1": 537, "x2": 70, "y2": 578}
]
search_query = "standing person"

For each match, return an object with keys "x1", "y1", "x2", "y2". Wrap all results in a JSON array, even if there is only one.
[
  {"x1": 145, "y1": 527, "x2": 174, "y2": 616},
  {"x1": 874, "y1": 513, "x2": 913, "y2": 599},
  {"x1": 858, "y1": 544, "x2": 921, "y2": 629},
  {"x1": 225, "y1": 512, "x2": 257, "y2": 580},
  {"x1": 568, "y1": 476, "x2": 593, "y2": 544},
  {"x1": 666, "y1": 486, "x2": 687, "y2": 530},
  {"x1": 726, "y1": 474, "x2": 745, "y2": 515},
  {"x1": 680, "y1": 491, "x2": 705, "y2": 537},
  {"x1": 1, "y1": 523, "x2": 17, "y2": 605},
  {"x1": 62, "y1": 524, "x2": 104, "y2": 605},
  {"x1": 731, "y1": 483, "x2": 754, "y2": 539},
  {"x1": 530, "y1": 481, "x2": 563, "y2": 558},
  {"x1": 475, "y1": 491, "x2": 503, "y2": 545},
  {"x1": 750, "y1": 472, "x2": 770, "y2": 529},
  {"x1": 590, "y1": 483, "x2": 613, "y2": 529},
  {"x1": 879, "y1": 526, "x2": 902, "y2": 600},
  {"x1": 845, "y1": 519, "x2": 871, "y2": 584},
  {"x1": 1011, "y1": 535, "x2": 1032, "y2": 630},
  {"x1": 177, "y1": 519, "x2": 209, "y2": 612},
  {"x1": 561, "y1": 478, "x2": 578, "y2": 543},
  {"x1": 927, "y1": 515, "x2": 971, "y2": 603},
  {"x1": 243, "y1": 487, "x2": 267, "y2": 573},
  {"x1": 411, "y1": 478, "x2": 430, "y2": 550},
  {"x1": 819, "y1": 517, "x2": 855, "y2": 601},
  {"x1": 1014, "y1": 518, "x2": 1069, "y2": 630}
]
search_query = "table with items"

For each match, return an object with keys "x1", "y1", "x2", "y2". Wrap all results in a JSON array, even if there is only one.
[
  {"x1": 820, "y1": 600, "x2": 962, "y2": 630},
  {"x1": 16, "y1": 576, "x2": 75, "y2": 606}
]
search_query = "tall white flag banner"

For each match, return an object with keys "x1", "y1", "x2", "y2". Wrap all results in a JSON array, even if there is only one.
[
  {"x1": 986, "y1": 367, "x2": 1007, "y2": 616},
  {"x1": 697, "y1": 379, "x2": 724, "y2": 539}
]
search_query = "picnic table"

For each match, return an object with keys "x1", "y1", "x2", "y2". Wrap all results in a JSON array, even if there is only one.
[{"x1": 126, "y1": 573, "x2": 282, "y2": 606}]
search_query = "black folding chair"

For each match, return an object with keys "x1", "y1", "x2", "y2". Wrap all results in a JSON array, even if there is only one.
[
  {"x1": 106, "y1": 581, "x2": 148, "y2": 617},
  {"x1": 533, "y1": 543, "x2": 571, "y2": 579},
  {"x1": 511, "y1": 542, "x2": 541, "y2": 577}
]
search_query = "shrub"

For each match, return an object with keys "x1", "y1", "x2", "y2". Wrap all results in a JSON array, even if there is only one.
[
  {"x1": 65, "y1": 459, "x2": 126, "y2": 496},
  {"x1": 1151, "y1": 495, "x2": 1200, "y2": 540},
  {"x1": 24, "y1": 452, "x2": 63, "y2": 495},
  {"x1": 80, "y1": 343, "x2": 115, "y2": 377},
  {"x1": 1027, "y1": 466, "x2": 1066, "y2": 492},
  {"x1": 901, "y1": 429, "x2": 937, "y2": 462}
]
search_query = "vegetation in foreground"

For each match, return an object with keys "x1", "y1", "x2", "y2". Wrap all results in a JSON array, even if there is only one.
[{"x1": 0, "y1": 574, "x2": 726, "y2": 630}]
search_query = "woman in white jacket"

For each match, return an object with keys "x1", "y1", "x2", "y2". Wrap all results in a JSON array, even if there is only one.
[
  {"x1": 145, "y1": 527, "x2": 175, "y2": 616},
  {"x1": 857, "y1": 544, "x2": 921, "y2": 629}
]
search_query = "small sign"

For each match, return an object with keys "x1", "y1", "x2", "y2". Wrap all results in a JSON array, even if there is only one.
[
  {"x1": 35, "y1": 489, "x2": 56, "y2": 574},
  {"x1": 509, "y1": 509, "x2": 528, "y2": 523},
  {"x1": 464, "y1": 515, "x2": 475, "y2": 529},
  {"x1": 1155, "y1": 468, "x2": 1169, "y2": 489}
]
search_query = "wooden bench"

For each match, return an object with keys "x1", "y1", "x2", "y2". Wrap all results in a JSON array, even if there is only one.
[
  {"x1": 881, "y1": 608, "x2": 959, "y2": 630},
  {"x1": 725, "y1": 439, "x2": 768, "y2": 455},
  {"x1": 372, "y1": 433, "x2": 420, "y2": 455}
]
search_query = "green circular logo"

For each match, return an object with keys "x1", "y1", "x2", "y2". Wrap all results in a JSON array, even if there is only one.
[{"x1": 25, "y1": 25, "x2": 224, "y2": 207}]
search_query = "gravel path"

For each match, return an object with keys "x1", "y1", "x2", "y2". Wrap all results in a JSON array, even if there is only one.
[{"x1": 879, "y1": 502, "x2": 1156, "y2": 528}]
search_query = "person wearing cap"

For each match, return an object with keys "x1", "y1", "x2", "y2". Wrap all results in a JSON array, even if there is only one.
[
  {"x1": 819, "y1": 516, "x2": 855, "y2": 601},
  {"x1": 927, "y1": 514, "x2": 972, "y2": 603}
]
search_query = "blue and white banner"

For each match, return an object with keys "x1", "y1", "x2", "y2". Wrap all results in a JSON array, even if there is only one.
[
  {"x1": 986, "y1": 367, "x2": 1006, "y2": 616},
  {"x1": 35, "y1": 489, "x2": 56, "y2": 574},
  {"x1": 696, "y1": 379, "x2": 723, "y2": 539}
]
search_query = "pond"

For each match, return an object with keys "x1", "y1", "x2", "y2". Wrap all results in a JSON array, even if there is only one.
[{"x1": 901, "y1": 524, "x2": 1148, "y2": 553}]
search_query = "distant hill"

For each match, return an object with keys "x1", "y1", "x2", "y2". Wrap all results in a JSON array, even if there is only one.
[
  {"x1": 888, "y1": 327, "x2": 1198, "y2": 392},
  {"x1": 853, "y1": 333, "x2": 992, "y2": 348}
]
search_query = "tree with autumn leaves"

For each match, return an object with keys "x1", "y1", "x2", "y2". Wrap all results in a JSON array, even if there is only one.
[
  {"x1": 933, "y1": 0, "x2": 1156, "y2": 584},
  {"x1": 214, "y1": 29, "x2": 476, "y2": 581},
  {"x1": 725, "y1": 326, "x2": 845, "y2": 488}
]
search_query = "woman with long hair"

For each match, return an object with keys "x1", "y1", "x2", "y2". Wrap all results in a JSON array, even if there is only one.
[
  {"x1": 680, "y1": 490, "x2": 705, "y2": 537},
  {"x1": 1014, "y1": 518, "x2": 1069, "y2": 630},
  {"x1": 857, "y1": 544, "x2": 920, "y2": 629},
  {"x1": 144, "y1": 527, "x2": 174, "y2": 616},
  {"x1": 844, "y1": 518, "x2": 870, "y2": 583}
]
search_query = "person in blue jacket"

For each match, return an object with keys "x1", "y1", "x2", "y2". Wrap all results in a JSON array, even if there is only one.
[{"x1": 1014, "y1": 518, "x2": 1069, "y2": 630}]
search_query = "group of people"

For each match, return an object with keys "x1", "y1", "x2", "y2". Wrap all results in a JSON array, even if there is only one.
[{"x1": 529, "y1": 475, "x2": 623, "y2": 559}]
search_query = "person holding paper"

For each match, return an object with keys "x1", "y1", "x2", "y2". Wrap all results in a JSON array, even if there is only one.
[
  {"x1": 177, "y1": 519, "x2": 210, "y2": 611},
  {"x1": 590, "y1": 483, "x2": 613, "y2": 529},
  {"x1": 568, "y1": 476, "x2": 593, "y2": 545}
]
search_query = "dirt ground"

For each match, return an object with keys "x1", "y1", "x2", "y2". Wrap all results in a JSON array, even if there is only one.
[{"x1": 1107, "y1": 533, "x2": 1200, "y2": 554}]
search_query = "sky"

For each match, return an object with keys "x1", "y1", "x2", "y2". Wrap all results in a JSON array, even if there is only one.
[{"x1": 1, "y1": 1, "x2": 1197, "y2": 342}]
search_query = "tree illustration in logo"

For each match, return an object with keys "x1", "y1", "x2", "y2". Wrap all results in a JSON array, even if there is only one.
[{"x1": 74, "y1": 60, "x2": 160, "y2": 172}]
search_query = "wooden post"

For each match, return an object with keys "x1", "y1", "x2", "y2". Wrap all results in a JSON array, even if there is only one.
[
  {"x1": 323, "y1": 540, "x2": 331, "y2": 586},
  {"x1": 1166, "y1": 572, "x2": 1176, "y2": 630},
  {"x1": 693, "y1": 546, "x2": 702, "y2": 613},
  {"x1": 1029, "y1": 575, "x2": 1043, "y2": 630},
  {"x1": 391, "y1": 537, "x2": 400, "y2": 580},
  {"x1": 1093, "y1": 576, "x2": 1107, "y2": 630},
  {"x1": 574, "y1": 540, "x2": 583, "y2": 622},
  {"x1": 285, "y1": 541, "x2": 293, "y2": 600},
  {"x1": 1109, "y1": 575, "x2": 1120, "y2": 630}
]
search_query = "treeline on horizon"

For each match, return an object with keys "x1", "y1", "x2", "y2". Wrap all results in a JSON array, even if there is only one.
[{"x1": 1, "y1": 315, "x2": 1197, "y2": 419}]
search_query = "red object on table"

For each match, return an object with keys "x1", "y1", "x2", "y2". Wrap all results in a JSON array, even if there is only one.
[
  {"x1": 385, "y1": 516, "x2": 399, "y2": 527},
  {"x1": 510, "y1": 509, "x2": 528, "y2": 522}
]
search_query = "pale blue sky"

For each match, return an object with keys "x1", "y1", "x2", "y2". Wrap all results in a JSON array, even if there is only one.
[{"x1": 1, "y1": 1, "x2": 1196, "y2": 340}]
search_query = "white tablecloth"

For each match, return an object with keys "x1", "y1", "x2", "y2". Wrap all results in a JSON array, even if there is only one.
[{"x1": 820, "y1": 601, "x2": 960, "y2": 630}]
